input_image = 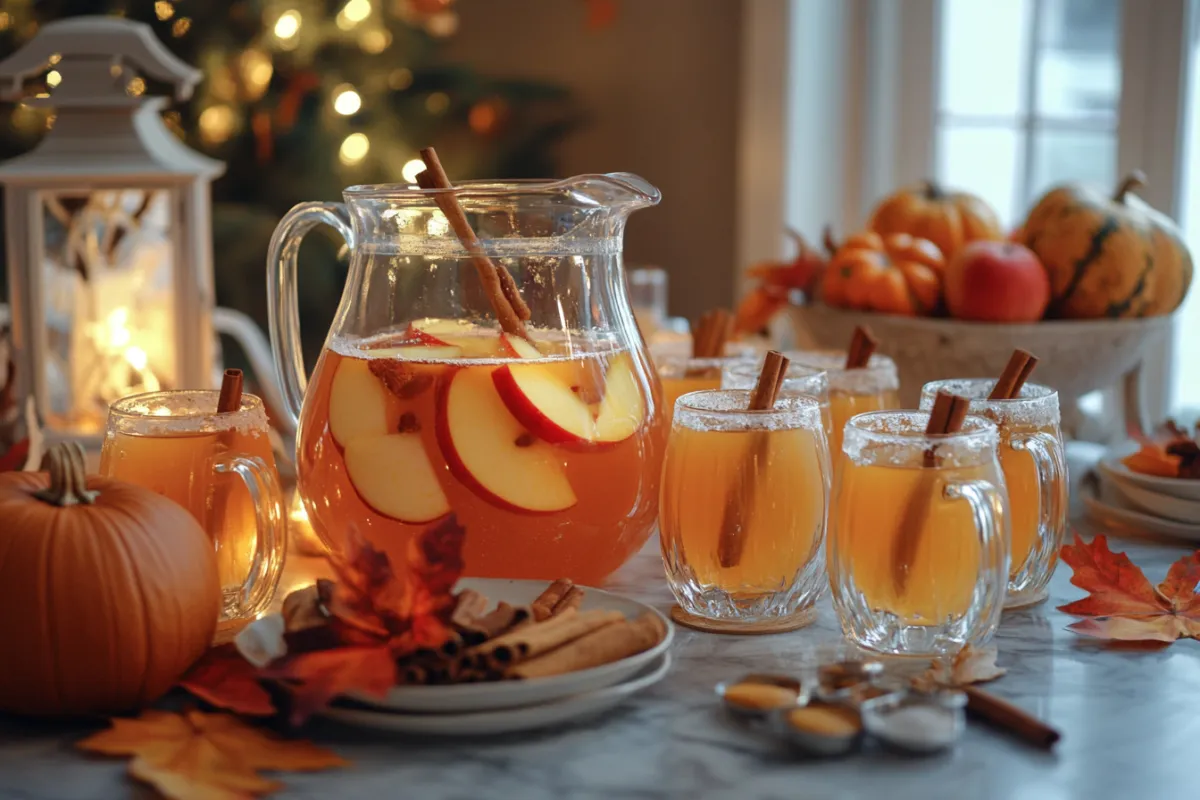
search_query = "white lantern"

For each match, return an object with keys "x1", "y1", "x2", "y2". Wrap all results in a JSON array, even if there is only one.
[{"x1": 0, "y1": 17, "x2": 224, "y2": 443}]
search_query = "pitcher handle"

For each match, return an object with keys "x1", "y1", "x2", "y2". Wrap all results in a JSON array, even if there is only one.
[
  {"x1": 214, "y1": 454, "x2": 287, "y2": 619},
  {"x1": 267, "y1": 202, "x2": 354, "y2": 427},
  {"x1": 944, "y1": 479, "x2": 1008, "y2": 647},
  {"x1": 1010, "y1": 431, "x2": 1068, "y2": 592}
]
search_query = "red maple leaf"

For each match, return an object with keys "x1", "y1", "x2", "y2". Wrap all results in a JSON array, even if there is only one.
[
  {"x1": 1058, "y1": 532, "x2": 1200, "y2": 642},
  {"x1": 178, "y1": 644, "x2": 277, "y2": 716},
  {"x1": 268, "y1": 646, "x2": 397, "y2": 725}
]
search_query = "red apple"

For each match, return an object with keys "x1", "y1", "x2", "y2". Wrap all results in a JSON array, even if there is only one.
[
  {"x1": 436, "y1": 367, "x2": 577, "y2": 513},
  {"x1": 493, "y1": 364, "x2": 596, "y2": 444},
  {"x1": 944, "y1": 241, "x2": 1050, "y2": 323}
]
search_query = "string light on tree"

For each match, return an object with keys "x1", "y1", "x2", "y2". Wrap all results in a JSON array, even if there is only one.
[
  {"x1": 332, "y1": 85, "x2": 361, "y2": 115},
  {"x1": 154, "y1": 1, "x2": 174, "y2": 20},
  {"x1": 401, "y1": 158, "x2": 425, "y2": 184},
  {"x1": 274, "y1": 10, "x2": 301, "y2": 40},
  {"x1": 199, "y1": 104, "x2": 237, "y2": 145},
  {"x1": 358, "y1": 28, "x2": 391, "y2": 53},
  {"x1": 388, "y1": 68, "x2": 413, "y2": 90},
  {"x1": 171, "y1": 17, "x2": 191, "y2": 36},
  {"x1": 45, "y1": 70, "x2": 61, "y2": 88},
  {"x1": 337, "y1": 0, "x2": 372, "y2": 30},
  {"x1": 425, "y1": 91, "x2": 449, "y2": 114},
  {"x1": 339, "y1": 132, "x2": 370, "y2": 165}
]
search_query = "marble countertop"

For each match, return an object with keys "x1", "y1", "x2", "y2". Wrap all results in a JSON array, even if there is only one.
[{"x1": 3, "y1": 456, "x2": 1199, "y2": 799}]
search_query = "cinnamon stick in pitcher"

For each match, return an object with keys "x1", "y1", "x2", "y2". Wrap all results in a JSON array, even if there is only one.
[
  {"x1": 989, "y1": 349, "x2": 1039, "y2": 400},
  {"x1": 964, "y1": 685, "x2": 1061, "y2": 749},
  {"x1": 416, "y1": 147, "x2": 529, "y2": 337},
  {"x1": 891, "y1": 391, "x2": 971, "y2": 594},
  {"x1": 844, "y1": 326, "x2": 878, "y2": 369},
  {"x1": 717, "y1": 350, "x2": 789, "y2": 569}
]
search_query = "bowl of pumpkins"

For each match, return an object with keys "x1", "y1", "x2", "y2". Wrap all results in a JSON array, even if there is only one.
[{"x1": 759, "y1": 171, "x2": 1191, "y2": 439}]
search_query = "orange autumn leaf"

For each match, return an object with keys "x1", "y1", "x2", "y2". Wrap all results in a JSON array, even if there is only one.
[
  {"x1": 269, "y1": 645, "x2": 397, "y2": 725},
  {"x1": 179, "y1": 644, "x2": 276, "y2": 717},
  {"x1": 78, "y1": 709, "x2": 346, "y2": 800},
  {"x1": 1058, "y1": 532, "x2": 1200, "y2": 642},
  {"x1": 1121, "y1": 443, "x2": 1181, "y2": 478}
]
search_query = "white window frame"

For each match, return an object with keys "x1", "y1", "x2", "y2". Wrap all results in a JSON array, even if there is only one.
[{"x1": 738, "y1": 0, "x2": 1198, "y2": 435}]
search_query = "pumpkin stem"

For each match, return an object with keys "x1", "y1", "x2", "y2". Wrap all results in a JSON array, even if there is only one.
[
  {"x1": 33, "y1": 442, "x2": 98, "y2": 507},
  {"x1": 785, "y1": 227, "x2": 813, "y2": 260},
  {"x1": 821, "y1": 225, "x2": 840, "y2": 257},
  {"x1": 922, "y1": 180, "x2": 944, "y2": 200},
  {"x1": 1113, "y1": 170, "x2": 1147, "y2": 204}
]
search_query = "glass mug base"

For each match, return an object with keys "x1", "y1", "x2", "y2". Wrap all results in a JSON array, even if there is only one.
[
  {"x1": 844, "y1": 616, "x2": 984, "y2": 658},
  {"x1": 1003, "y1": 586, "x2": 1050, "y2": 610},
  {"x1": 670, "y1": 603, "x2": 817, "y2": 635}
]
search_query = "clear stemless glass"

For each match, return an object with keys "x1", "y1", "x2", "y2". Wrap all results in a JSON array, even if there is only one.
[
  {"x1": 721, "y1": 360, "x2": 833, "y2": 444},
  {"x1": 787, "y1": 350, "x2": 901, "y2": 459},
  {"x1": 660, "y1": 390, "x2": 831, "y2": 630},
  {"x1": 829, "y1": 410, "x2": 1009, "y2": 656},
  {"x1": 99, "y1": 391, "x2": 287, "y2": 625},
  {"x1": 920, "y1": 379, "x2": 1067, "y2": 608}
]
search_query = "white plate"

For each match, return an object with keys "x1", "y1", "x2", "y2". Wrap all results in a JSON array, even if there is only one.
[
  {"x1": 1100, "y1": 468, "x2": 1200, "y2": 524},
  {"x1": 346, "y1": 577, "x2": 673, "y2": 714},
  {"x1": 1099, "y1": 445, "x2": 1200, "y2": 502},
  {"x1": 321, "y1": 653, "x2": 671, "y2": 736},
  {"x1": 1083, "y1": 473, "x2": 1200, "y2": 543}
]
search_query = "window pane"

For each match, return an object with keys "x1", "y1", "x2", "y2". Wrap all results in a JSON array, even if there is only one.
[
  {"x1": 936, "y1": 125, "x2": 1023, "y2": 225},
  {"x1": 939, "y1": 0, "x2": 1033, "y2": 117},
  {"x1": 1028, "y1": 129, "x2": 1116, "y2": 199},
  {"x1": 1036, "y1": 0, "x2": 1121, "y2": 119}
]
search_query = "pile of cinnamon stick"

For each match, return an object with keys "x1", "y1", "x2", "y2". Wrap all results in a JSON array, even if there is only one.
[{"x1": 398, "y1": 579, "x2": 667, "y2": 684}]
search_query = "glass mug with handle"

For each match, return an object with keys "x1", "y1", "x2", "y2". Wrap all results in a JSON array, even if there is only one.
[
  {"x1": 100, "y1": 390, "x2": 287, "y2": 624},
  {"x1": 828, "y1": 410, "x2": 1009, "y2": 656},
  {"x1": 920, "y1": 379, "x2": 1067, "y2": 608},
  {"x1": 787, "y1": 350, "x2": 900, "y2": 459}
]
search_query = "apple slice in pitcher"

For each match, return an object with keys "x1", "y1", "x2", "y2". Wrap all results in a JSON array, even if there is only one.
[
  {"x1": 592, "y1": 354, "x2": 646, "y2": 444},
  {"x1": 492, "y1": 363, "x2": 595, "y2": 444},
  {"x1": 437, "y1": 367, "x2": 577, "y2": 513},
  {"x1": 499, "y1": 333, "x2": 543, "y2": 359},
  {"x1": 329, "y1": 358, "x2": 395, "y2": 447},
  {"x1": 343, "y1": 433, "x2": 450, "y2": 523}
]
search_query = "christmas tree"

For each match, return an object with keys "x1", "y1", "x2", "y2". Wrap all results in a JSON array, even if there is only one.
[{"x1": 0, "y1": 0, "x2": 597, "y2": 362}]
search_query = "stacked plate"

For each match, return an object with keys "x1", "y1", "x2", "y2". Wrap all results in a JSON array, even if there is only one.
[
  {"x1": 317, "y1": 578, "x2": 674, "y2": 736},
  {"x1": 1084, "y1": 444, "x2": 1200, "y2": 542}
]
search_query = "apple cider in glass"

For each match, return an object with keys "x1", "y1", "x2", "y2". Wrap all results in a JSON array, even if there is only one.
[
  {"x1": 788, "y1": 351, "x2": 900, "y2": 458},
  {"x1": 920, "y1": 379, "x2": 1067, "y2": 608},
  {"x1": 660, "y1": 390, "x2": 830, "y2": 628},
  {"x1": 297, "y1": 322, "x2": 663, "y2": 585}
]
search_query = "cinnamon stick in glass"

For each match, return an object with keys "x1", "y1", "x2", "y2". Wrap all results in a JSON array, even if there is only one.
[
  {"x1": 989, "y1": 349, "x2": 1039, "y2": 400},
  {"x1": 844, "y1": 325, "x2": 878, "y2": 369},
  {"x1": 417, "y1": 147, "x2": 529, "y2": 337},
  {"x1": 717, "y1": 350, "x2": 789, "y2": 569},
  {"x1": 891, "y1": 391, "x2": 971, "y2": 594},
  {"x1": 216, "y1": 368, "x2": 244, "y2": 414}
]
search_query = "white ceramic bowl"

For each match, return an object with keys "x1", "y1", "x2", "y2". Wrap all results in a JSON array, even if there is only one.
[
  {"x1": 1098, "y1": 452, "x2": 1200, "y2": 503},
  {"x1": 345, "y1": 577, "x2": 673, "y2": 714},
  {"x1": 788, "y1": 305, "x2": 1170, "y2": 438}
]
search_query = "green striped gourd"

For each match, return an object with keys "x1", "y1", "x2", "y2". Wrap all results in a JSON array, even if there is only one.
[{"x1": 1020, "y1": 171, "x2": 1193, "y2": 319}]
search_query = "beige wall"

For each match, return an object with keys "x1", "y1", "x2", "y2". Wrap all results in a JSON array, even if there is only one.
[{"x1": 447, "y1": 0, "x2": 743, "y2": 321}]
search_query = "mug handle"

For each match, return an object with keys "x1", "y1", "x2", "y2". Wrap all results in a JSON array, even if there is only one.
[
  {"x1": 267, "y1": 202, "x2": 355, "y2": 428},
  {"x1": 944, "y1": 479, "x2": 1009, "y2": 646},
  {"x1": 213, "y1": 454, "x2": 287, "y2": 618},
  {"x1": 1010, "y1": 431, "x2": 1068, "y2": 589}
]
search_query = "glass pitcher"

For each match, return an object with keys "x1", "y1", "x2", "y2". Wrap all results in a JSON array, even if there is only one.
[{"x1": 267, "y1": 174, "x2": 665, "y2": 584}]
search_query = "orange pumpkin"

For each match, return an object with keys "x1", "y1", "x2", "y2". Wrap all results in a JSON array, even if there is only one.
[
  {"x1": 868, "y1": 181, "x2": 1003, "y2": 260},
  {"x1": 0, "y1": 443, "x2": 220, "y2": 716},
  {"x1": 821, "y1": 231, "x2": 945, "y2": 316}
]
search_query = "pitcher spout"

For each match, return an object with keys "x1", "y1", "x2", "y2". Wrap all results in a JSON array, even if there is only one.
[{"x1": 559, "y1": 172, "x2": 661, "y2": 215}]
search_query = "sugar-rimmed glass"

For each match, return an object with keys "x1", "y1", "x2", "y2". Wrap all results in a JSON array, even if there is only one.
[
  {"x1": 660, "y1": 389, "x2": 831, "y2": 630},
  {"x1": 721, "y1": 360, "x2": 833, "y2": 443},
  {"x1": 920, "y1": 379, "x2": 1067, "y2": 609},
  {"x1": 787, "y1": 350, "x2": 900, "y2": 458},
  {"x1": 656, "y1": 354, "x2": 754, "y2": 422},
  {"x1": 100, "y1": 390, "x2": 287, "y2": 625},
  {"x1": 828, "y1": 410, "x2": 1009, "y2": 656}
]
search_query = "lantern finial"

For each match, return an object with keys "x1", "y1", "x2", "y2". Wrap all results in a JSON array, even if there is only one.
[{"x1": 0, "y1": 17, "x2": 201, "y2": 104}]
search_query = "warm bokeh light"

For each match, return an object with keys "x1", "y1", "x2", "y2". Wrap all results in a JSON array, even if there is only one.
[
  {"x1": 126, "y1": 77, "x2": 146, "y2": 97},
  {"x1": 45, "y1": 70, "x2": 61, "y2": 88},
  {"x1": 388, "y1": 68, "x2": 413, "y2": 90},
  {"x1": 155, "y1": 0, "x2": 174, "y2": 20},
  {"x1": 199, "y1": 104, "x2": 237, "y2": 144},
  {"x1": 342, "y1": 0, "x2": 372, "y2": 24},
  {"x1": 339, "y1": 132, "x2": 370, "y2": 165},
  {"x1": 333, "y1": 86, "x2": 361, "y2": 115},
  {"x1": 401, "y1": 158, "x2": 426, "y2": 184},
  {"x1": 425, "y1": 91, "x2": 450, "y2": 114},
  {"x1": 240, "y1": 49, "x2": 274, "y2": 100},
  {"x1": 359, "y1": 28, "x2": 391, "y2": 53},
  {"x1": 172, "y1": 17, "x2": 191, "y2": 36},
  {"x1": 274, "y1": 10, "x2": 301, "y2": 39}
]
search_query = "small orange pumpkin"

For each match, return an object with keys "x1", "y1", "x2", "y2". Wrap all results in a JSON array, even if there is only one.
[
  {"x1": 869, "y1": 181, "x2": 1003, "y2": 260},
  {"x1": 0, "y1": 443, "x2": 220, "y2": 716},
  {"x1": 821, "y1": 231, "x2": 945, "y2": 316}
]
